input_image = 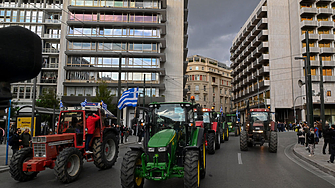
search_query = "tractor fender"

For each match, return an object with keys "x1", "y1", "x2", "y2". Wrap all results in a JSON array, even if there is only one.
[
  {"x1": 211, "y1": 122, "x2": 218, "y2": 132},
  {"x1": 184, "y1": 146, "x2": 199, "y2": 151},
  {"x1": 103, "y1": 127, "x2": 118, "y2": 137},
  {"x1": 196, "y1": 128, "x2": 205, "y2": 147},
  {"x1": 130, "y1": 147, "x2": 145, "y2": 153}
]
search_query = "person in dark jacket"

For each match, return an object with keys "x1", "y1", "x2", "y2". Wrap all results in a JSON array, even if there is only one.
[
  {"x1": 11, "y1": 129, "x2": 21, "y2": 156},
  {"x1": 327, "y1": 124, "x2": 335, "y2": 163},
  {"x1": 20, "y1": 129, "x2": 31, "y2": 148},
  {"x1": 306, "y1": 128, "x2": 315, "y2": 156},
  {"x1": 323, "y1": 124, "x2": 331, "y2": 154}
]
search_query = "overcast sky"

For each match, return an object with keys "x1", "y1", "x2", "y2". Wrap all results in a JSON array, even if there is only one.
[{"x1": 188, "y1": 0, "x2": 261, "y2": 66}]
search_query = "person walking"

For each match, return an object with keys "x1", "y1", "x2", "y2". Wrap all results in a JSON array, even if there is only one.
[
  {"x1": 327, "y1": 124, "x2": 335, "y2": 163},
  {"x1": 306, "y1": 128, "x2": 315, "y2": 156},
  {"x1": 124, "y1": 127, "x2": 129, "y2": 142},
  {"x1": 20, "y1": 129, "x2": 32, "y2": 148},
  {"x1": 120, "y1": 125, "x2": 124, "y2": 144},
  {"x1": 314, "y1": 124, "x2": 319, "y2": 144},
  {"x1": 323, "y1": 123, "x2": 331, "y2": 154},
  {"x1": 0, "y1": 127, "x2": 4, "y2": 144},
  {"x1": 10, "y1": 129, "x2": 21, "y2": 156},
  {"x1": 85, "y1": 113, "x2": 100, "y2": 154},
  {"x1": 298, "y1": 126, "x2": 305, "y2": 146},
  {"x1": 138, "y1": 125, "x2": 143, "y2": 144}
]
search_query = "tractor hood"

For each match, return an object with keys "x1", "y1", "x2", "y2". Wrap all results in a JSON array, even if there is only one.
[{"x1": 148, "y1": 129, "x2": 176, "y2": 147}]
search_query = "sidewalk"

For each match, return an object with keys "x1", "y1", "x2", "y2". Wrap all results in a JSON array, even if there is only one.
[
  {"x1": 293, "y1": 138, "x2": 335, "y2": 176},
  {"x1": 0, "y1": 135, "x2": 139, "y2": 173}
]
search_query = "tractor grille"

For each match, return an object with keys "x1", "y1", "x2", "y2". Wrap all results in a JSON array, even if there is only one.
[{"x1": 33, "y1": 143, "x2": 46, "y2": 158}]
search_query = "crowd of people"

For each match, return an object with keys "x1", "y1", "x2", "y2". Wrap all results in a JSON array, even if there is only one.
[
  {"x1": 111, "y1": 123, "x2": 144, "y2": 144},
  {"x1": 295, "y1": 121, "x2": 335, "y2": 163}
]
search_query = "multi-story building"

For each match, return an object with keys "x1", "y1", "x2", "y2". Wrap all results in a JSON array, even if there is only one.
[
  {"x1": 185, "y1": 55, "x2": 232, "y2": 112},
  {"x1": 2, "y1": 0, "x2": 188, "y2": 120},
  {"x1": 1, "y1": 0, "x2": 63, "y2": 106},
  {"x1": 230, "y1": 0, "x2": 335, "y2": 124}
]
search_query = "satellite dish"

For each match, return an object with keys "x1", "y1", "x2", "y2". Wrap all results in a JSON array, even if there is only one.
[{"x1": 298, "y1": 80, "x2": 305, "y2": 88}]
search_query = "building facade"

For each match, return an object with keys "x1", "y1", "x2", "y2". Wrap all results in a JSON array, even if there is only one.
[
  {"x1": 2, "y1": 0, "x2": 188, "y2": 114},
  {"x1": 185, "y1": 55, "x2": 232, "y2": 112},
  {"x1": 230, "y1": 0, "x2": 335, "y2": 124}
]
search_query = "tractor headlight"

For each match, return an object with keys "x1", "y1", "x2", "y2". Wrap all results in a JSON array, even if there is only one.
[
  {"x1": 247, "y1": 124, "x2": 250, "y2": 127},
  {"x1": 253, "y1": 130, "x2": 263, "y2": 133},
  {"x1": 148, "y1": 148, "x2": 155, "y2": 152},
  {"x1": 158, "y1": 147, "x2": 167, "y2": 152}
]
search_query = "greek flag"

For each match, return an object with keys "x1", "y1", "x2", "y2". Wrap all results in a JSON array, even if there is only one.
[
  {"x1": 220, "y1": 105, "x2": 223, "y2": 116},
  {"x1": 80, "y1": 98, "x2": 87, "y2": 107},
  {"x1": 59, "y1": 100, "x2": 63, "y2": 108},
  {"x1": 117, "y1": 88, "x2": 139, "y2": 110},
  {"x1": 101, "y1": 100, "x2": 107, "y2": 110}
]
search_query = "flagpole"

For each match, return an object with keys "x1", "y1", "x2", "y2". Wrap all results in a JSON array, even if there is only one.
[{"x1": 117, "y1": 53, "x2": 122, "y2": 126}]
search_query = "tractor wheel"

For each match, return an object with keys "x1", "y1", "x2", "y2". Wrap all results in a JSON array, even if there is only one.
[
  {"x1": 240, "y1": 131, "x2": 248, "y2": 151},
  {"x1": 215, "y1": 132, "x2": 220, "y2": 150},
  {"x1": 54, "y1": 147, "x2": 83, "y2": 183},
  {"x1": 224, "y1": 129, "x2": 229, "y2": 141},
  {"x1": 9, "y1": 147, "x2": 39, "y2": 182},
  {"x1": 184, "y1": 150, "x2": 200, "y2": 188},
  {"x1": 220, "y1": 128, "x2": 225, "y2": 143},
  {"x1": 120, "y1": 150, "x2": 144, "y2": 188},
  {"x1": 93, "y1": 132, "x2": 119, "y2": 169},
  {"x1": 200, "y1": 142, "x2": 206, "y2": 179},
  {"x1": 269, "y1": 131, "x2": 278, "y2": 153},
  {"x1": 207, "y1": 132, "x2": 215, "y2": 155}
]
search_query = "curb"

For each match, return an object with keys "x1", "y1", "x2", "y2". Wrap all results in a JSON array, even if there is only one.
[
  {"x1": 292, "y1": 144, "x2": 335, "y2": 177},
  {"x1": 0, "y1": 166, "x2": 9, "y2": 173}
]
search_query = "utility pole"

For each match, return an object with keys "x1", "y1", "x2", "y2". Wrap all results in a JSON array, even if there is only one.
[
  {"x1": 31, "y1": 77, "x2": 37, "y2": 136},
  {"x1": 306, "y1": 32, "x2": 314, "y2": 127},
  {"x1": 143, "y1": 74, "x2": 146, "y2": 107},
  {"x1": 117, "y1": 53, "x2": 122, "y2": 126},
  {"x1": 319, "y1": 56, "x2": 325, "y2": 130}
]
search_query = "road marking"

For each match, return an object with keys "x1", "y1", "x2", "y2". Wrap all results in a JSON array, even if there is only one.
[{"x1": 238, "y1": 153, "x2": 243, "y2": 164}]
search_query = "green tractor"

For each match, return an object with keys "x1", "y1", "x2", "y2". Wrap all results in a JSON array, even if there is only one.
[
  {"x1": 211, "y1": 112, "x2": 229, "y2": 143},
  {"x1": 120, "y1": 102, "x2": 206, "y2": 188},
  {"x1": 225, "y1": 113, "x2": 241, "y2": 136}
]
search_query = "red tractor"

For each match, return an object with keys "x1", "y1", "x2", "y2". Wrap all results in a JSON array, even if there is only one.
[
  {"x1": 240, "y1": 108, "x2": 277, "y2": 153},
  {"x1": 9, "y1": 103, "x2": 119, "y2": 183},
  {"x1": 195, "y1": 107, "x2": 222, "y2": 154}
]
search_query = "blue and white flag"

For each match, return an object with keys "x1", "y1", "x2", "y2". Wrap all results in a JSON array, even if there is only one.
[
  {"x1": 60, "y1": 100, "x2": 63, "y2": 108},
  {"x1": 80, "y1": 98, "x2": 87, "y2": 107},
  {"x1": 101, "y1": 100, "x2": 107, "y2": 110},
  {"x1": 220, "y1": 105, "x2": 223, "y2": 116},
  {"x1": 117, "y1": 88, "x2": 139, "y2": 110}
]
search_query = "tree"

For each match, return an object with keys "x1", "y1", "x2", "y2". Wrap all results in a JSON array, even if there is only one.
[
  {"x1": 36, "y1": 89, "x2": 59, "y2": 129},
  {"x1": 92, "y1": 82, "x2": 116, "y2": 115}
]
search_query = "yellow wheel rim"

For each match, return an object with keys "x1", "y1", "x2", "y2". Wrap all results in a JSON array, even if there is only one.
[
  {"x1": 198, "y1": 160, "x2": 200, "y2": 187},
  {"x1": 203, "y1": 143, "x2": 206, "y2": 169},
  {"x1": 227, "y1": 129, "x2": 229, "y2": 138},
  {"x1": 135, "y1": 159, "x2": 143, "y2": 186}
]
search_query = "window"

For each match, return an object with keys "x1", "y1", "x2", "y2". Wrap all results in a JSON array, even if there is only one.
[
  {"x1": 311, "y1": 68, "x2": 316, "y2": 75},
  {"x1": 301, "y1": 17, "x2": 313, "y2": 21},
  {"x1": 321, "y1": 56, "x2": 331, "y2": 61},
  {"x1": 302, "y1": 42, "x2": 315, "y2": 47},
  {"x1": 213, "y1": 87, "x2": 215, "y2": 93},
  {"x1": 187, "y1": 85, "x2": 190, "y2": 91},
  {"x1": 202, "y1": 67, "x2": 204, "y2": 70},
  {"x1": 317, "y1": 16, "x2": 329, "y2": 21},
  {"x1": 323, "y1": 69, "x2": 332, "y2": 76},
  {"x1": 204, "y1": 86, "x2": 206, "y2": 91},
  {"x1": 318, "y1": 29, "x2": 330, "y2": 34},
  {"x1": 301, "y1": 30, "x2": 314, "y2": 34},
  {"x1": 319, "y1": 43, "x2": 331, "y2": 48},
  {"x1": 213, "y1": 96, "x2": 215, "y2": 102},
  {"x1": 195, "y1": 85, "x2": 199, "y2": 91},
  {"x1": 189, "y1": 67, "x2": 192, "y2": 70},
  {"x1": 316, "y1": 4, "x2": 328, "y2": 8},
  {"x1": 195, "y1": 95, "x2": 199, "y2": 101},
  {"x1": 195, "y1": 66, "x2": 199, "y2": 70},
  {"x1": 220, "y1": 89, "x2": 222, "y2": 94},
  {"x1": 327, "y1": 90, "x2": 331, "y2": 97}
]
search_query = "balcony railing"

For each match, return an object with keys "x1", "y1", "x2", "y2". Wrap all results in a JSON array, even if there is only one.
[
  {"x1": 300, "y1": 7, "x2": 317, "y2": 15},
  {"x1": 300, "y1": 20, "x2": 317, "y2": 27},
  {"x1": 45, "y1": 19, "x2": 61, "y2": 24},
  {"x1": 43, "y1": 48, "x2": 59, "y2": 53}
]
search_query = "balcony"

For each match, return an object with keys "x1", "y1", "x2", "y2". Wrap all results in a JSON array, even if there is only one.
[
  {"x1": 211, "y1": 82, "x2": 218, "y2": 86},
  {"x1": 256, "y1": 18, "x2": 268, "y2": 30},
  {"x1": 249, "y1": 63, "x2": 255, "y2": 71},
  {"x1": 301, "y1": 33, "x2": 319, "y2": 41},
  {"x1": 42, "y1": 34, "x2": 61, "y2": 39},
  {"x1": 256, "y1": 6, "x2": 267, "y2": 19},
  {"x1": 320, "y1": 47, "x2": 335, "y2": 54},
  {"x1": 318, "y1": 21, "x2": 333, "y2": 27},
  {"x1": 300, "y1": 7, "x2": 317, "y2": 15},
  {"x1": 259, "y1": 80, "x2": 270, "y2": 88},
  {"x1": 324, "y1": 76, "x2": 335, "y2": 82},
  {"x1": 311, "y1": 75, "x2": 320, "y2": 82},
  {"x1": 323, "y1": 61, "x2": 335, "y2": 66},
  {"x1": 302, "y1": 47, "x2": 319, "y2": 53},
  {"x1": 300, "y1": 20, "x2": 317, "y2": 28},
  {"x1": 319, "y1": 34, "x2": 334, "y2": 40},
  {"x1": 318, "y1": 8, "x2": 333, "y2": 14},
  {"x1": 257, "y1": 30, "x2": 268, "y2": 41},
  {"x1": 43, "y1": 48, "x2": 59, "y2": 54},
  {"x1": 257, "y1": 42, "x2": 269, "y2": 52},
  {"x1": 259, "y1": 66, "x2": 270, "y2": 75},
  {"x1": 45, "y1": 19, "x2": 61, "y2": 24},
  {"x1": 310, "y1": 60, "x2": 319, "y2": 66},
  {"x1": 258, "y1": 54, "x2": 269, "y2": 63}
]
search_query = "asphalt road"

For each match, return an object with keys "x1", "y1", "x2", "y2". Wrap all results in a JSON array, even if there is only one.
[{"x1": 1, "y1": 132, "x2": 335, "y2": 188}]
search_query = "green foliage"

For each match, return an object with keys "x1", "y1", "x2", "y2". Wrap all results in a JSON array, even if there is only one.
[
  {"x1": 36, "y1": 89, "x2": 59, "y2": 108},
  {"x1": 92, "y1": 82, "x2": 116, "y2": 114}
]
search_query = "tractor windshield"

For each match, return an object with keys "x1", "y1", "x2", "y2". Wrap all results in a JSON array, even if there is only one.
[
  {"x1": 250, "y1": 112, "x2": 268, "y2": 123},
  {"x1": 154, "y1": 104, "x2": 186, "y2": 130},
  {"x1": 203, "y1": 112, "x2": 210, "y2": 123},
  {"x1": 58, "y1": 111, "x2": 84, "y2": 134},
  {"x1": 226, "y1": 115, "x2": 236, "y2": 122}
]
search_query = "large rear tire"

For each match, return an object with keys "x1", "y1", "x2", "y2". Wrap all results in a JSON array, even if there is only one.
[
  {"x1": 120, "y1": 150, "x2": 144, "y2": 188},
  {"x1": 207, "y1": 133, "x2": 215, "y2": 155},
  {"x1": 269, "y1": 131, "x2": 278, "y2": 153},
  {"x1": 240, "y1": 131, "x2": 248, "y2": 151},
  {"x1": 54, "y1": 147, "x2": 83, "y2": 183},
  {"x1": 9, "y1": 147, "x2": 39, "y2": 182},
  {"x1": 93, "y1": 132, "x2": 119, "y2": 169},
  {"x1": 220, "y1": 127, "x2": 225, "y2": 143},
  {"x1": 184, "y1": 150, "x2": 200, "y2": 188}
]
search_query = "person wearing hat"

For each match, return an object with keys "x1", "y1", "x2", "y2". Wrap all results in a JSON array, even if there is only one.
[{"x1": 327, "y1": 124, "x2": 335, "y2": 163}]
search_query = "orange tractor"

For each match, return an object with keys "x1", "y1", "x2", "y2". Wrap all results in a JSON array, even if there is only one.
[{"x1": 9, "y1": 103, "x2": 119, "y2": 183}]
